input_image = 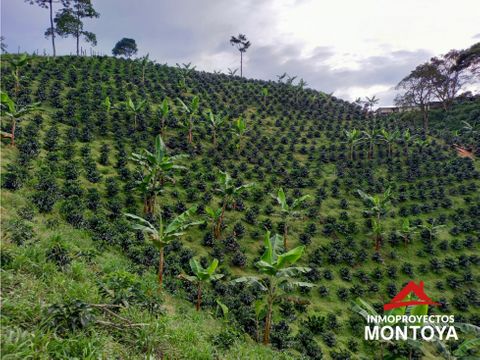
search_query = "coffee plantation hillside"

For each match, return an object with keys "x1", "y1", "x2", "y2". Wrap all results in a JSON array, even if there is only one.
[{"x1": 1, "y1": 54, "x2": 479, "y2": 359}]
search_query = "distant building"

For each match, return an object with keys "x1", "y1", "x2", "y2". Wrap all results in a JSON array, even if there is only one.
[
  {"x1": 427, "y1": 101, "x2": 443, "y2": 109},
  {"x1": 375, "y1": 104, "x2": 420, "y2": 116},
  {"x1": 375, "y1": 106, "x2": 399, "y2": 116}
]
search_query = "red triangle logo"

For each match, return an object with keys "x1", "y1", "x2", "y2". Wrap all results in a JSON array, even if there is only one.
[{"x1": 383, "y1": 281, "x2": 440, "y2": 311}]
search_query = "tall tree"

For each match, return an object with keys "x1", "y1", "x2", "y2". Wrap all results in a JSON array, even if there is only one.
[
  {"x1": 429, "y1": 49, "x2": 474, "y2": 111},
  {"x1": 53, "y1": 0, "x2": 99, "y2": 56},
  {"x1": 112, "y1": 38, "x2": 138, "y2": 58},
  {"x1": 455, "y1": 42, "x2": 480, "y2": 77},
  {"x1": 230, "y1": 34, "x2": 251, "y2": 78},
  {"x1": 395, "y1": 63, "x2": 434, "y2": 131},
  {"x1": 25, "y1": 0, "x2": 66, "y2": 56},
  {"x1": 0, "y1": 36, "x2": 7, "y2": 53}
]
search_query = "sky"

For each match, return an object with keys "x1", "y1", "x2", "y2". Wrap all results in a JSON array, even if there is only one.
[{"x1": 1, "y1": 0, "x2": 480, "y2": 105}]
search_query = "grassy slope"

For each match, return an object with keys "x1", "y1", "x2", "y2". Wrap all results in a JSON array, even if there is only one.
[{"x1": 1, "y1": 164, "x2": 294, "y2": 359}]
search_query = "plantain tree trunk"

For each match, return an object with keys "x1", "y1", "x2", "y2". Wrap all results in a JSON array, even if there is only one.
[
  {"x1": 10, "y1": 119, "x2": 16, "y2": 146},
  {"x1": 215, "y1": 200, "x2": 227, "y2": 239},
  {"x1": 161, "y1": 117, "x2": 166, "y2": 136},
  {"x1": 283, "y1": 223, "x2": 288, "y2": 250},
  {"x1": 196, "y1": 283, "x2": 202, "y2": 311},
  {"x1": 263, "y1": 291, "x2": 274, "y2": 344},
  {"x1": 143, "y1": 196, "x2": 155, "y2": 216},
  {"x1": 158, "y1": 248, "x2": 164, "y2": 291}
]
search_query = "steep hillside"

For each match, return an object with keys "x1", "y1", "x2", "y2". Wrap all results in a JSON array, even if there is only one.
[{"x1": 1, "y1": 54, "x2": 479, "y2": 359}]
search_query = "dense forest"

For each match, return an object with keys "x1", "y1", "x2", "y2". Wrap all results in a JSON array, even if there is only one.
[{"x1": 1, "y1": 53, "x2": 480, "y2": 359}]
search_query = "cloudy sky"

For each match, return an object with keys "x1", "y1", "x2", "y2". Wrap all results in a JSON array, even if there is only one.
[{"x1": 2, "y1": 0, "x2": 479, "y2": 105}]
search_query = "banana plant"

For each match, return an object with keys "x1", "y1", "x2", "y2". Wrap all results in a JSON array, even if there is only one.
[
  {"x1": 438, "y1": 323, "x2": 480, "y2": 359},
  {"x1": 419, "y1": 219, "x2": 445, "y2": 243},
  {"x1": 285, "y1": 75, "x2": 297, "y2": 86},
  {"x1": 9, "y1": 54, "x2": 28, "y2": 97},
  {"x1": 254, "y1": 299, "x2": 267, "y2": 342},
  {"x1": 159, "y1": 98, "x2": 169, "y2": 136},
  {"x1": 130, "y1": 135, "x2": 186, "y2": 215},
  {"x1": 357, "y1": 187, "x2": 392, "y2": 252},
  {"x1": 232, "y1": 231, "x2": 312, "y2": 344},
  {"x1": 231, "y1": 116, "x2": 248, "y2": 150},
  {"x1": 379, "y1": 129, "x2": 400, "y2": 158},
  {"x1": 397, "y1": 218, "x2": 417, "y2": 247},
  {"x1": 362, "y1": 128, "x2": 379, "y2": 160},
  {"x1": 175, "y1": 62, "x2": 196, "y2": 91},
  {"x1": 261, "y1": 87, "x2": 269, "y2": 105},
  {"x1": 179, "y1": 258, "x2": 224, "y2": 311},
  {"x1": 357, "y1": 187, "x2": 392, "y2": 221},
  {"x1": 370, "y1": 218, "x2": 385, "y2": 252},
  {"x1": 215, "y1": 171, "x2": 254, "y2": 239},
  {"x1": 103, "y1": 96, "x2": 111, "y2": 113},
  {"x1": 414, "y1": 137, "x2": 430, "y2": 153},
  {"x1": 402, "y1": 128, "x2": 416, "y2": 154},
  {"x1": 1, "y1": 91, "x2": 40, "y2": 146},
  {"x1": 125, "y1": 97, "x2": 147, "y2": 128},
  {"x1": 178, "y1": 95, "x2": 200, "y2": 144},
  {"x1": 227, "y1": 67, "x2": 238, "y2": 77},
  {"x1": 125, "y1": 206, "x2": 203, "y2": 291},
  {"x1": 295, "y1": 78, "x2": 307, "y2": 104},
  {"x1": 344, "y1": 129, "x2": 363, "y2": 160},
  {"x1": 272, "y1": 187, "x2": 311, "y2": 250},
  {"x1": 205, "y1": 109, "x2": 226, "y2": 146},
  {"x1": 204, "y1": 206, "x2": 223, "y2": 239},
  {"x1": 216, "y1": 299, "x2": 229, "y2": 321}
]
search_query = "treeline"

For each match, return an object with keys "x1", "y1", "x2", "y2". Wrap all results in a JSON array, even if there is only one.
[
  {"x1": 395, "y1": 43, "x2": 480, "y2": 130},
  {"x1": 25, "y1": 0, "x2": 99, "y2": 56}
]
